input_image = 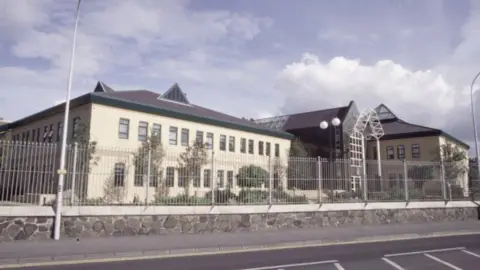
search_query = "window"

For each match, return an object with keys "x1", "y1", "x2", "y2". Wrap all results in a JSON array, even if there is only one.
[
  {"x1": 248, "y1": 139, "x2": 254, "y2": 154},
  {"x1": 386, "y1": 146, "x2": 394, "y2": 159},
  {"x1": 138, "y1": 121, "x2": 148, "y2": 141},
  {"x1": 36, "y1": 128, "x2": 40, "y2": 142},
  {"x1": 25, "y1": 131, "x2": 30, "y2": 142},
  {"x1": 181, "y1": 128, "x2": 189, "y2": 146},
  {"x1": 134, "y1": 164, "x2": 144, "y2": 187},
  {"x1": 219, "y1": 135, "x2": 226, "y2": 151},
  {"x1": 196, "y1": 131, "x2": 204, "y2": 144},
  {"x1": 43, "y1": 126, "x2": 48, "y2": 142},
  {"x1": 412, "y1": 144, "x2": 420, "y2": 158},
  {"x1": 258, "y1": 141, "x2": 264, "y2": 155},
  {"x1": 227, "y1": 171, "x2": 234, "y2": 187},
  {"x1": 240, "y1": 138, "x2": 246, "y2": 153},
  {"x1": 193, "y1": 168, "x2": 201, "y2": 187},
  {"x1": 152, "y1": 124, "x2": 161, "y2": 138},
  {"x1": 32, "y1": 129, "x2": 36, "y2": 142},
  {"x1": 203, "y1": 169, "x2": 211, "y2": 188},
  {"x1": 397, "y1": 145, "x2": 405, "y2": 159},
  {"x1": 56, "y1": 122, "x2": 62, "y2": 142},
  {"x1": 266, "y1": 142, "x2": 271, "y2": 156},
  {"x1": 217, "y1": 170, "x2": 224, "y2": 188},
  {"x1": 206, "y1": 133, "x2": 214, "y2": 149},
  {"x1": 48, "y1": 124, "x2": 54, "y2": 142},
  {"x1": 72, "y1": 117, "x2": 80, "y2": 138},
  {"x1": 372, "y1": 146, "x2": 378, "y2": 160},
  {"x1": 169, "y1": 127, "x2": 178, "y2": 145},
  {"x1": 228, "y1": 136, "x2": 235, "y2": 152},
  {"x1": 119, "y1": 118, "x2": 129, "y2": 139},
  {"x1": 114, "y1": 163, "x2": 125, "y2": 187},
  {"x1": 165, "y1": 167, "x2": 175, "y2": 187},
  {"x1": 274, "y1": 143, "x2": 280, "y2": 157}
]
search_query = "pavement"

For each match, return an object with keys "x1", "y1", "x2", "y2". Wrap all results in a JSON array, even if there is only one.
[
  {"x1": 7, "y1": 234, "x2": 480, "y2": 270},
  {"x1": 0, "y1": 220, "x2": 479, "y2": 269}
]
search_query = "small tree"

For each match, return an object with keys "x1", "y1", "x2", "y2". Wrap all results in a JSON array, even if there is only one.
[
  {"x1": 177, "y1": 141, "x2": 209, "y2": 196},
  {"x1": 287, "y1": 138, "x2": 316, "y2": 190},
  {"x1": 237, "y1": 165, "x2": 269, "y2": 188},
  {"x1": 434, "y1": 142, "x2": 468, "y2": 184},
  {"x1": 133, "y1": 133, "x2": 166, "y2": 197}
]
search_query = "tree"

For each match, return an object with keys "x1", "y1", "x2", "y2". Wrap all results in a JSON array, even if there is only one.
[
  {"x1": 287, "y1": 138, "x2": 317, "y2": 190},
  {"x1": 237, "y1": 165, "x2": 269, "y2": 188},
  {"x1": 133, "y1": 132, "x2": 166, "y2": 198},
  {"x1": 434, "y1": 142, "x2": 468, "y2": 184},
  {"x1": 469, "y1": 158, "x2": 479, "y2": 197},
  {"x1": 177, "y1": 141, "x2": 209, "y2": 196}
]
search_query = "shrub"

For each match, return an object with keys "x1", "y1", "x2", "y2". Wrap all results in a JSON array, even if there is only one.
[
  {"x1": 204, "y1": 189, "x2": 237, "y2": 204},
  {"x1": 237, "y1": 165, "x2": 269, "y2": 188},
  {"x1": 153, "y1": 194, "x2": 210, "y2": 205}
]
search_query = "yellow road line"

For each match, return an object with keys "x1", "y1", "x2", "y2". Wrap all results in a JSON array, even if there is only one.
[{"x1": 1, "y1": 231, "x2": 479, "y2": 269}]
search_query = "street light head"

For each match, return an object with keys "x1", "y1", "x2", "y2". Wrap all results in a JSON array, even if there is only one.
[
  {"x1": 331, "y1": 117, "x2": 341, "y2": 127},
  {"x1": 320, "y1": 121, "x2": 328, "y2": 129}
]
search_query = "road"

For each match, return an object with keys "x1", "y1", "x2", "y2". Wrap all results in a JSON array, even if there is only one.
[{"x1": 10, "y1": 234, "x2": 480, "y2": 270}]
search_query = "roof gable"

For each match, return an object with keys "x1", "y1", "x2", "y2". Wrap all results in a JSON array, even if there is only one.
[
  {"x1": 158, "y1": 83, "x2": 190, "y2": 105},
  {"x1": 93, "y1": 81, "x2": 115, "y2": 93},
  {"x1": 375, "y1": 104, "x2": 398, "y2": 121}
]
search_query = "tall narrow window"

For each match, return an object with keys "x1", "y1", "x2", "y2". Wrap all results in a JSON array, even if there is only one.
[
  {"x1": 228, "y1": 136, "x2": 235, "y2": 152},
  {"x1": 258, "y1": 141, "x2": 264, "y2": 155},
  {"x1": 227, "y1": 171, "x2": 234, "y2": 187},
  {"x1": 36, "y1": 128, "x2": 41, "y2": 142},
  {"x1": 169, "y1": 127, "x2": 178, "y2": 145},
  {"x1": 72, "y1": 117, "x2": 80, "y2": 139},
  {"x1": 386, "y1": 146, "x2": 394, "y2": 159},
  {"x1": 32, "y1": 129, "x2": 36, "y2": 143},
  {"x1": 412, "y1": 144, "x2": 420, "y2": 158},
  {"x1": 203, "y1": 169, "x2": 211, "y2": 188},
  {"x1": 372, "y1": 146, "x2": 378, "y2": 160},
  {"x1": 397, "y1": 145, "x2": 405, "y2": 159},
  {"x1": 206, "y1": 133, "x2": 214, "y2": 149},
  {"x1": 138, "y1": 121, "x2": 148, "y2": 141},
  {"x1": 240, "y1": 138, "x2": 246, "y2": 153},
  {"x1": 152, "y1": 124, "x2": 161, "y2": 138},
  {"x1": 248, "y1": 139, "x2": 254, "y2": 154},
  {"x1": 196, "y1": 131, "x2": 204, "y2": 144},
  {"x1": 181, "y1": 128, "x2": 189, "y2": 146},
  {"x1": 219, "y1": 135, "x2": 226, "y2": 151},
  {"x1": 56, "y1": 122, "x2": 62, "y2": 142},
  {"x1": 217, "y1": 170, "x2": 224, "y2": 188},
  {"x1": 43, "y1": 125, "x2": 48, "y2": 142},
  {"x1": 48, "y1": 124, "x2": 54, "y2": 142},
  {"x1": 119, "y1": 118, "x2": 129, "y2": 139},
  {"x1": 165, "y1": 167, "x2": 175, "y2": 187},
  {"x1": 266, "y1": 142, "x2": 271, "y2": 156},
  {"x1": 274, "y1": 143, "x2": 280, "y2": 157},
  {"x1": 114, "y1": 163, "x2": 125, "y2": 187}
]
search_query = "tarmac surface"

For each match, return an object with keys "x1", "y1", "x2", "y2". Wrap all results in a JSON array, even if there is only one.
[{"x1": 9, "y1": 234, "x2": 480, "y2": 270}]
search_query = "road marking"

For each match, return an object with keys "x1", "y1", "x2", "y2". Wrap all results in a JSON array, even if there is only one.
[
  {"x1": 333, "y1": 262, "x2": 345, "y2": 270},
  {"x1": 424, "y1": 254, "x2": 463, "y2": 270},
  {"x1": 0, "y1": 232, "x2": 479, "y2": 269},
  {"x1": 384, "y1": 247, "x2": 465, "y2": 257},
  {"x1": 461, "y1": 250, "x2": 480, "y2": 258},
  {"x1": 381, "y1": 258, "x2": 405, "y2": 270},
  {"x1": 238, "y1": 260, "x2": 338, "y2": 270}
]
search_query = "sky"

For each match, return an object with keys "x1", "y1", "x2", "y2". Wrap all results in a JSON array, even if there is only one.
[{"x1": 1, "y1": 0, "x2": 480, "y2": 155}]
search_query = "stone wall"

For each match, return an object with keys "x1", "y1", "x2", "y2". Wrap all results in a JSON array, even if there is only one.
[
  {"x1": 0, "y1": 217, "x2": 54, "y2": 242},
  {"x1": 0, "y1": 207, "x2": 476, "y2": 242},
  {"x1": 61, "y1": 208, "x2": 478, "y2": 238}
]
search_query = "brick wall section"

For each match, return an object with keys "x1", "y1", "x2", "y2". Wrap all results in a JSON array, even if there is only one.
[{"x1": 0, "y1": 208, "x2": 477, "y2": 241}]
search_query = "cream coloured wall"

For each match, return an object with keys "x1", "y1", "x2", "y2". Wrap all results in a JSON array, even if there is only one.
[
  {"x1": 366, "y1": 136, "x2": 440, "y2": 162},
  {"x1": 86, "y1": 104, "x2": 291, "y2": 203}
]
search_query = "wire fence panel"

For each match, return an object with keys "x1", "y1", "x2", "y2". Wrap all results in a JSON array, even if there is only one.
[{"x1": 0, "y1": 140, "x2": 476, "y2": 206}]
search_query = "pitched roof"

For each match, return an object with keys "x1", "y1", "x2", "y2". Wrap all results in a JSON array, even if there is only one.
[
  {"x1": 255, "y1": 101, "x2": 354, "y2": 131},
  {"x1": 0, "y1": 82, "x2": 294, "y2": 140},
  {"x1": 372, "y1": 104, "x2": 469, "y2": 149}
]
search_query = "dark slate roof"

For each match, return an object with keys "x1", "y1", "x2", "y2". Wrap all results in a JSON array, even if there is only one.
[
  {"x1": 0, "y1": 83, "x2": 294, "y2": 140},
  {"x1": 255, "y1": 101, "x2": 354, "y2": 131},
  {"x1": 372, "y1": 104, "x2": 469, "y2": 149}
]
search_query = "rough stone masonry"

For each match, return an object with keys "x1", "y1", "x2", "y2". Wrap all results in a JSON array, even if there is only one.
[{"x1": 0, "y1": 208, "x2": 477, "y2": 242}]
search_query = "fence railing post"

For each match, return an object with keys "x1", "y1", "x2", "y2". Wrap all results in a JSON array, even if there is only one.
[
  {"x1": 70, "y1": 143, "x2": 78, "y2": 206},
  {"x1": 268, "y1": 156, "x2": 273, "y2": 205},
  {"x1": 211, "y1": 151, "x2": 215, "y2": 205},
  {"x1": 317, "y1": 157, "x2": 322, "y2": 204},
  {"x1": 145, "y1": 148, "x2": 152, "y2": 205},
  {"x1": 403, "y1": 159, "x2": 408, "y2": 202},
  {"x1": 440, "y1": 160, "x2": 447, "y2": 201},
  {"x1": 361, "y1": 135, "x2": 368, "y2": 202}
]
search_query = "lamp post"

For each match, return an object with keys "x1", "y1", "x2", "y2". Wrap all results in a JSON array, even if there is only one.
[
  {"x1": 54, "y1": 0, "x2": 82, "y2": 241},
  {"x1": 320, "y1": 117, "x2": 342, "y2": 159},
  {"x1": 470, "y1": 72, "x2": 480, "y2": 183}
]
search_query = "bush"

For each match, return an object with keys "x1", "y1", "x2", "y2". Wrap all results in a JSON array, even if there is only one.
[
  {"x1": 205, "y1": 189, "x2": 237, "y2": 204},
  {"x1": 153, "y1": 194, "x2": 210, "y2": 205},
  {"x1": 237, "y1": 189, "x2": 309, "y2": 204},
  {"x1": 237, "y1": 165, "x2": 269, "y2": 188}
]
